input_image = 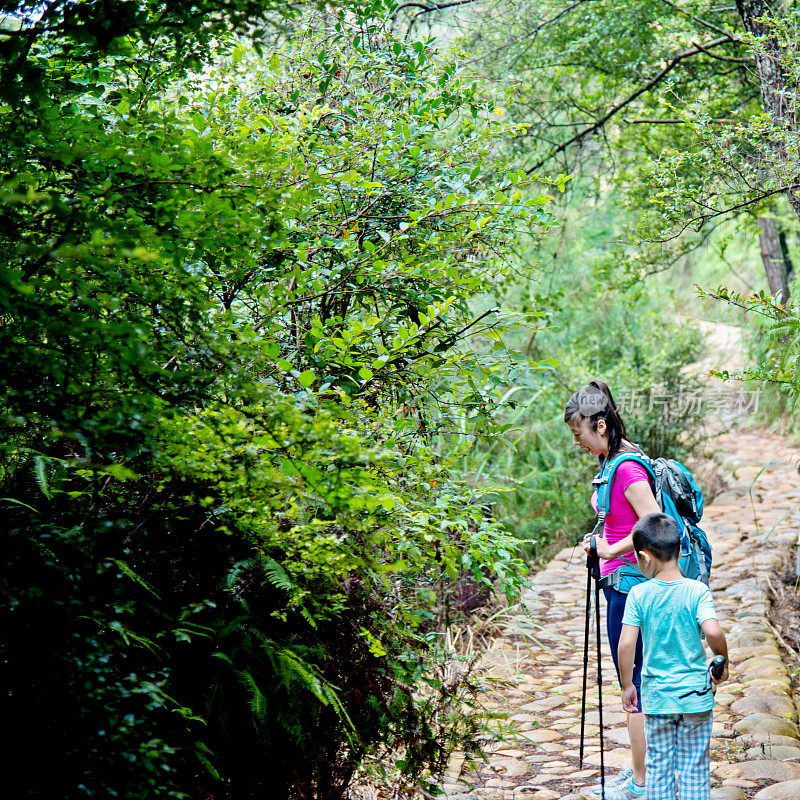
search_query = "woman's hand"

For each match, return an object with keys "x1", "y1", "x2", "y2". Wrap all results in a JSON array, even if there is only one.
[
  {"x1": 593, "y1": 537, "x2": 616, "y2": 560},
  {"x1": 581, "y1": 480, "x2": 658, "y2": 561},
  {"x1": 581, "y1": 534, "x2": 617, "y2": 560}
]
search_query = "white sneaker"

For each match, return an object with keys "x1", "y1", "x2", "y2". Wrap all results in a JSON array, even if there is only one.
[
  {"x1": 589, "y1": 777, "x2": 645, "y2": 800},
  {"x1": 586, "y1": 768, "x2": 632, "y2": 796}
]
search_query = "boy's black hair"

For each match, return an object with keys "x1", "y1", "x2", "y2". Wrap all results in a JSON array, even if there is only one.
[{"x1": 632, "y1": 512, "x2": 681, "y2": 562}]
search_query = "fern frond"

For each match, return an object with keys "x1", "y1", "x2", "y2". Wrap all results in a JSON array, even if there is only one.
[
  {"x1": 1, "y1": 497, "x2": 40, "y2": 514},
  {"x1": 778, "y1": 332, "x2": 800, "y2": 368},
  {"x1": 277, "y1": 649, "x2": 325, "y2": 701},
  {"x1": 768, "y1": 320, "x2": 797, "y2": 336},
  {"x1": 237, "y1": 670, "x2": 268, "y2": 725},
  {"x1": 321, "y1": 681, "x2": 357, "y2": 742},
  {"x1": 194, "y1": 742, "x2": 221, "y2": 781},
  {"x1": 263, "y1": 557, "x2": 293, "y2": 592},
  {"x1": 299, "y1": 606, "x2": 318, "y2": 629},
  {"x1": 226, "y1": 559, "x2": 256, "y2": 590},
  {"x1": 109, "y1": 558, "x2": 162, "y2": 600},
  {"x1": 97, "y1": 617, "x2": 161, "y2": 654},
  {"x1": 275, "y1": 648, "x2": 356, "y2": 735},
  {"x1": 33, "y1": 455, "x2": 51, "y2": 499}
]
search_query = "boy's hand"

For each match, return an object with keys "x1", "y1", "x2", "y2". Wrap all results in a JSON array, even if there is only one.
[
  {"x1": 621, "y1": 684, "x2": 638, "y2": 713},
  {"x1": 710, "y1": 664, "x2": 728, "y2": 686}
]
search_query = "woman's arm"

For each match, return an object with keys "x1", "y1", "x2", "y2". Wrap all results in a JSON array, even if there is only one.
[{"x1": 592, "y1": 480, "x2": 661, "y2": 560}]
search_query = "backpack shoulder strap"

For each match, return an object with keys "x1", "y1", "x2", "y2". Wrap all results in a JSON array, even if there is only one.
[
  {"x1": 591, "y1": 453, "x2": 652, "y2": 589},
  {"x1": 593, "y1": 451, "x2": 655, "y2": 516}
]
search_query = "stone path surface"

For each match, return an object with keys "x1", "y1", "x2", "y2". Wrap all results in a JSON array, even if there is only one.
[{"x1": 441, "y1": 428, "x2": 800, "y2": 800}]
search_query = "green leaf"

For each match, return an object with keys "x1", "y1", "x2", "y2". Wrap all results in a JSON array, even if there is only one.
[
  {"x1": 298, "y1": 369, "x2": 315, "y2": 387},
  {"x1": 281, "y1": 459, "x2": 299, "y2": 477},
  {"x1": 0, "y1": 497, "x2": 40, "y2": 514}
]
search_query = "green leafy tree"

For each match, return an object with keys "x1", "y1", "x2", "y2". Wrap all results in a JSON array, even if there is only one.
[
  {"x1": 1, "y1": 3, "x2": 554, "y2": 797},
  {"x1": 404, "y1": 1, "x2": 800, "y2": 416},
  {"x1": 408, "y1": 1, "x2": 797, "y2": 290}
]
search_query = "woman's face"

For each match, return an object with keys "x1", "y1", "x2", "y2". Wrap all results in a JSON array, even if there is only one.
[{"x1": 567, "y1": 416, "x2": 609, "y2": 458}]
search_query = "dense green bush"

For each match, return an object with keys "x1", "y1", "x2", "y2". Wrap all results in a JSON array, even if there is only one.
[{"x1": 1, "y1": 5, "x2": 555, "y2": 798}]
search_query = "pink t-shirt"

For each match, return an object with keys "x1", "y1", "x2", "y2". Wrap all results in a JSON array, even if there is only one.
[{"x1": 590, "y1": 460, "x2": 651, "y2": 577}]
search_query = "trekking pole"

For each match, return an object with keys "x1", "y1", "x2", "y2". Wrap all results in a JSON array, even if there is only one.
[
  {"x1": 579, "y1": 537, "x2": 593, "y2": 769},
  {"x1": 590, "y1": 535, "x2": 606, "y2": 800}
]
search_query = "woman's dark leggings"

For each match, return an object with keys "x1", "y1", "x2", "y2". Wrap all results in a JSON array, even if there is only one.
[{"x1": 603, "y1": 586, "x2": 643, "y2": 713}]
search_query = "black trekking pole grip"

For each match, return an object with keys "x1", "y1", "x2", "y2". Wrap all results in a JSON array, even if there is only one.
[
  {"x1": 588, "y1": 534, "x2": 601, "y2": 579},
  {"x1": 710, "y1": 655, "x2": 726, "y2": 680}
]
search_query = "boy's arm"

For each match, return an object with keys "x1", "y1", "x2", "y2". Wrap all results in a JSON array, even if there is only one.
[
  {"x1": 701, "y1": 618, "x2": 729, "y2": 684},
  {"x1": 618, "y1": 623, "x2": 640, "y2": 712}
]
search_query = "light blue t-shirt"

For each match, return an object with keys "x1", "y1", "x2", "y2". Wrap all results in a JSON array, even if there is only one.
[{"x1": 622, "y1": 578, "x2": 717, "y2": 714}]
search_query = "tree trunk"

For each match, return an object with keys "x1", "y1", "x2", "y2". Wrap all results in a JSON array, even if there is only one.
[
  {"x1": 736, "y1": 1, "x2": 800, "y2": 223},
  {"x1": 757, "y1": 216, "x2": 791, "y2": 304},
  {"x1": 780, "y1": 227, "x2": 793, "y2": 285}
]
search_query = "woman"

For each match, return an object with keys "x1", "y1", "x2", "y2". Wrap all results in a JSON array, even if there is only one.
[{"x1": 565, "y1": 379, "x2": 660, "y2": 800}]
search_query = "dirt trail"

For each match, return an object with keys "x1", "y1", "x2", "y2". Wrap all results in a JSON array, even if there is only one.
[
  {"x1": 440, "y1": 324, "x2": 800, "y2": 800},
  {"x1": 691, "y1": 320, "x2": 747, "y2": 375}
]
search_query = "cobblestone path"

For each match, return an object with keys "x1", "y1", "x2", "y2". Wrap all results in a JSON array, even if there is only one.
[{"x1": 442, "y1": 429, "x2": 800, "y2": 800}]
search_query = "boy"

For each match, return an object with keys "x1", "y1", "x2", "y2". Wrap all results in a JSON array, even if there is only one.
[{"x1": 618, "y1": 512, "x2": 728, "y2": 800}]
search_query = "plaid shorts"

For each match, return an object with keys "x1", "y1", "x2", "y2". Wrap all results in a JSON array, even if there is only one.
[{"x1": 644, "y1": 711, "x2": 712, "y2": 800}]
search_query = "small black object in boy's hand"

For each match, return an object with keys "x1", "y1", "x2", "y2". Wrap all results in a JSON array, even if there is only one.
[
  {"x1": 679, "y1": 655, "x2": 728, "y2": 700},
  {"x1": 709, "y1": 655, "x2": 726, "y2": 680}
]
